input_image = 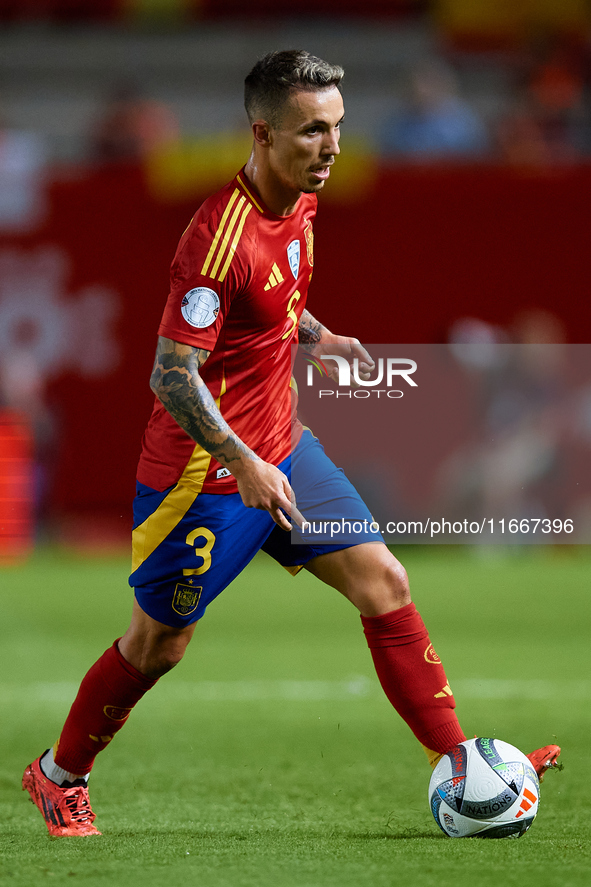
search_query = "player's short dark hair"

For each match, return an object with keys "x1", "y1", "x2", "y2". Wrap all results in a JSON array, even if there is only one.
[{"x1": 244, "y1": 49, "x2": 344, "y2": 128}]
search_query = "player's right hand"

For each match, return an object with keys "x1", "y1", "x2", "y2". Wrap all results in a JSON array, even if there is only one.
[{"x1": 233, "y1": 457, "x2": 304, "y2": 531}]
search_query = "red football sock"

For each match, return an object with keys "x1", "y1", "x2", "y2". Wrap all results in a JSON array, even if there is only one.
[
  {"x1": 54, "y1": 640, "x2": 158, "y2": 776},
  {"x1": 361, "y1": 603, "x2": 466, "y2": 756}
]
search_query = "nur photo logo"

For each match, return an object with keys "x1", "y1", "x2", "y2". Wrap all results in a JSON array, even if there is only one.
[{"x1": 305, "y1": 354, "x2": 418, "y2": 398}]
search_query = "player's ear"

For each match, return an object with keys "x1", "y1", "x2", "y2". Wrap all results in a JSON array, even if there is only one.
[{"x1": 252, "y1": 120, "x2": 272, "y2": 147}]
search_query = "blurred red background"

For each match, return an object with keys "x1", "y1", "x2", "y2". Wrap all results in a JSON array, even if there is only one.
[{"x1": 1, "y1": 161, "x2": 590, "y2": 537}]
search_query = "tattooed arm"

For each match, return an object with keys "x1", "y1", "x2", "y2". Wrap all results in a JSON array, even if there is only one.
[
  {"x1": 150, "y1": 337, "x2": 252, "y2": 468},
  {"x1": 298, "y1": 309, "x2": 326, "y2": 352},
  {"x1": 149, "y1": 336, "x2": 302, "y2": 530}
]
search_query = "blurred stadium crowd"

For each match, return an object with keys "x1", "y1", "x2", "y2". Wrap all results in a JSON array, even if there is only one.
[
  {"x1": 2, "y1": 1, "x2": 591, "y2": 168},
  {"x1": 1, "y1": 0, "x2": 590, "y2": 555}
]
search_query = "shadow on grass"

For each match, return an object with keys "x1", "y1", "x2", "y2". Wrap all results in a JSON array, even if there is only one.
[
  {"x1": 87, "y1": 826, "x2": 443, "y2": 843},
  {"x1": 381, "y1": 831, "x2": 443, "y2": 841}
]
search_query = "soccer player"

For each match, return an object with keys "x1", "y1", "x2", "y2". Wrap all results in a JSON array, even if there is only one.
[{"x1": 22, "y1": 50, "x2": 560, "y2": 837}]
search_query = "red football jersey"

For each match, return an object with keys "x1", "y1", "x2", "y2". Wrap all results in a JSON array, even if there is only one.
[{"x1": 137, "y1": 169, "x2": 317, "y2": 494}]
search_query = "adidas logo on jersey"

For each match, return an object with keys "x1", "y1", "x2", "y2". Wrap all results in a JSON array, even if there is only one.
[
  {"x1": 264, "y1": 263, "x2": 285, "y2": 291},
  {"x1": 216, "y1": 467, "x2": 231, "y2": 479}
]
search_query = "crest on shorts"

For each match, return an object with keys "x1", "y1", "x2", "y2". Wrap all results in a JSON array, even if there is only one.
[
  {"x1": 287, "y1": 239, "x2": 300, "y2": 279},
  {"x1": 172, "y1": 583, "x2": 202, "y2": 616}
]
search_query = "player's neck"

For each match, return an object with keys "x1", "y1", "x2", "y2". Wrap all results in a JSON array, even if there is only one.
[{"x1": 243, "y1": 156, "x2": 301, "y2": 217}]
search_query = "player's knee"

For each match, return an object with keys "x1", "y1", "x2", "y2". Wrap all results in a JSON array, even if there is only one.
[
  {"x1": 382, "y1": 556, "x2": 411, "y2": 609},
  {"x1": 146, "y1": 634, "x2": 191, "y2": 677},
  {"x1": 126, "y1": 632, "x2": 191, "y2": 679},
  {"x1": 351, "y1": 551, "x2": 411, "y2": 616}
]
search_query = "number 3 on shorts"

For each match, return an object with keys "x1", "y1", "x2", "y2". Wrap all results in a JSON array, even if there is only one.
[{"x1": 183, "y1": 527, "x2": 216, "y2": 576}]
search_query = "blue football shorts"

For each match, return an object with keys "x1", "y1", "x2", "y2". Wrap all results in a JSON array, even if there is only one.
[{"x1": 129, "y1": 429, "x2": 383, "y2": 626}]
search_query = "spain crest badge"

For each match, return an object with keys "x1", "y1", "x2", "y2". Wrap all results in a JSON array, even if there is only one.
[
  {"x1": 304, "y1": 219, "x2": 314, "y2": 267},
  {"x1": 172, "y1": 583, "x2": 202, "y2": 616}
]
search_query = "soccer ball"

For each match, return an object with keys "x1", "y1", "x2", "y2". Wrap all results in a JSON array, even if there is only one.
[{"x1": 428, "y1": 738, "x2": 540, "y2": 838}]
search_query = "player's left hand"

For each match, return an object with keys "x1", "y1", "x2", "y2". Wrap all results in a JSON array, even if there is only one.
[{"x1": 315, "y1": 335, "x2": 375, "y2": 384}]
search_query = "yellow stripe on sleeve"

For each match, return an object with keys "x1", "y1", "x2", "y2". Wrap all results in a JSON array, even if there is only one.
[
  {"x1": 210, "y1": 196, "x2": 245, "y2": 280},
  {"x1": 218, "y1": 204, "x2": 252, "y2": 282},
  {"x1": 201, "y1": 188, "x2": 240, "y2": 277}
]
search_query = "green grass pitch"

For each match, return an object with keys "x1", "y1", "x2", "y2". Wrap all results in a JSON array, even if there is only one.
[{"x1": 1, "y1": 546, "x2": 590, "y2": 886}]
